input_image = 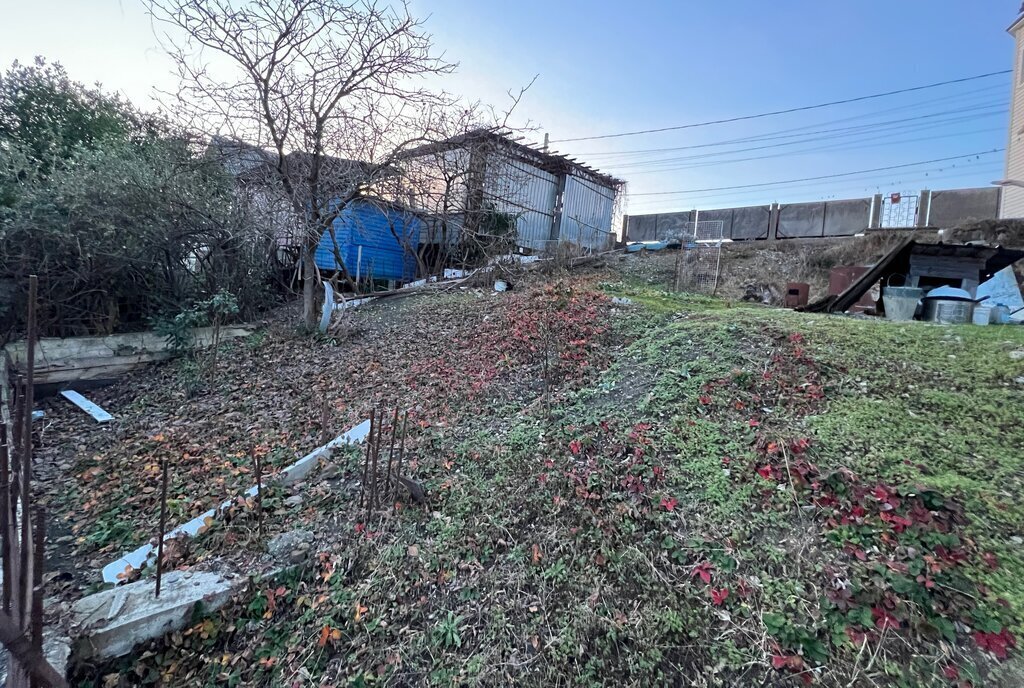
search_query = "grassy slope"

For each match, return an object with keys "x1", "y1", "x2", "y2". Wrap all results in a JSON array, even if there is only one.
[{"x1": 91, "y1": 278, "x2": 1024, "y2": 688}]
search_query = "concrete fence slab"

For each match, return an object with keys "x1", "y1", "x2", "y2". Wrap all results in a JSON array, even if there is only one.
[
  {"x1": 100, "y1": 418, "x2": 372, "y2": 584},
  {"x1": 776, "y1": 202, "x2": 826, "y2": 239}
]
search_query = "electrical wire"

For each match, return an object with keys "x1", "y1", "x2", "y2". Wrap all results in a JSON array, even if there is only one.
[
  {"x1": 627, "y1": 150, "x2": 1004, "y2": 197},
  {"x1": 549, "y1": 70, "x2": 1012, "y2": 143},
  {"x1": 576, "y1": 85, "x2": 1009, "y2": 159},
  {"x1": 625, "y1": 162, "x2": 1005, "y2": 210},
  {"x1": 599, "y1": 103, "x2": 1008, "y2": 169},
  {"x1": 615, "y1": 125, "x2": 1005, "y2": 176}
]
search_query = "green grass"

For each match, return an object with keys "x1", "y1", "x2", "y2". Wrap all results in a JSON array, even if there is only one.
[{"x1": 97, "y1": 283, "x2": 1024, "y2": 688}]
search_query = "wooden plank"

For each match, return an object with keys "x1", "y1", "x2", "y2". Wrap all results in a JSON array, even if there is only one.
[{"x1": 60, "y1": 391, "x2": 113, "y2": 423}]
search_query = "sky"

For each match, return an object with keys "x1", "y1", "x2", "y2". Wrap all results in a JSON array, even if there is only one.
[{"x1": 0, "y1": 1, "x2": 1020, "y2": 215}]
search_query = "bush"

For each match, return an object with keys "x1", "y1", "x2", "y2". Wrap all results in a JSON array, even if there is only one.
[{"x1": 0, "y1": 59, "x2": 285, "y2": 340}]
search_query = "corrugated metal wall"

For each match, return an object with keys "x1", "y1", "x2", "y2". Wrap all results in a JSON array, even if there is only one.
[
  {"x1": 314, "y1": 200, "x2": 420, "y2": 281},
  {"x1": 561, "y1": 173, "x2": 616, "y2": 250},
  {"x1": 400, "y1": 142, "x2": 619, "y2": 253},
  {"x1": 484, "y1": 153, "x2": 559, "y2": 251}
]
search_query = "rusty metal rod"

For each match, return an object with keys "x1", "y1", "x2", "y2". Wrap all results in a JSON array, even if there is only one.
[
  {"x1": 384, "y1": 407, "x2": 399, "y2": 503},
  {"x1": 320, "y1": 397, "x2": 331, "y2": 446},
  {"x1": 0, "y1": 609, "x2": 67, "y2": 688},
  {"x1": 370, "y1": 408, "x2": 384, "y2": 510},
  {"x1": 155, "y1": 459, "x2": 168, "y2": 599},
  {"x1": 19, "y1": 276, "x2": 37, "y2": 629},
  {"x1": 1, "y1": 412, "x2": 11, "y2": 615},
  {"x1": 392, "y1": 410, "x2": 408, "y2": 514},
  {"x1": 253, "y1": 448, "x2": 263, "y2": 539},
  {"x1": 359, "y1": 410, "x2": 375, "y2": 509},
  {"x1": 30, "y1": 507, "x2": 43, "y2": 661}
]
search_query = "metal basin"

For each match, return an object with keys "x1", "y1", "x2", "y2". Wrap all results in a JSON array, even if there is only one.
[{"x1": 922, "y1": 298, "x2": 973, "y2": 324}]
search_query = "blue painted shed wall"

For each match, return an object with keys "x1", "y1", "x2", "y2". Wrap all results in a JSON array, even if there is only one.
[{"x1": 314, "y1": 201, "x2": 421, "y2": 281}]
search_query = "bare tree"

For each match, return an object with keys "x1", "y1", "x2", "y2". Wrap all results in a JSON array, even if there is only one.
[{"x1": 146, "y1": 0, "x2": 459, "y2": 328}]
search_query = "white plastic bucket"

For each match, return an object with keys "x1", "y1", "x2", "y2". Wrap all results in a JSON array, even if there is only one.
[{"x1": 973, "y1": 305, "x2": 993, "y2": 325}]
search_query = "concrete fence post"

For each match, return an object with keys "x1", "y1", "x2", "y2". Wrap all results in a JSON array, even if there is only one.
[
  {"x1": 917, "y1": 190, "x2": 932, "y2": 227},
  {"x1": 869, "y1": 194, "x2": 883, "y2": 229}
]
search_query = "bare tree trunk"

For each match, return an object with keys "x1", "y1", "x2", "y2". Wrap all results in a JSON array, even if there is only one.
[{"x1": 302, "y1": 245, "x2": 316, "y2": 330}]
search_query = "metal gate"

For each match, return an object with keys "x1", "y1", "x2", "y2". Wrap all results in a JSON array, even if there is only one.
[{"x1": 880, "y1": 192, "x2": 919, "y2": 228}]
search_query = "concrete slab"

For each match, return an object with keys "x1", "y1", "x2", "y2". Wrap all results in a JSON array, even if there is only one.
[
  {"x1": 60, "y1": 390, "x2": 113, "y2": 423},
  {"x1": 279, "y1": 418, "x2": 371, "y2": 485},
  {"x1": 72, "y1": 570, "x2": 238, "y2": 660}
]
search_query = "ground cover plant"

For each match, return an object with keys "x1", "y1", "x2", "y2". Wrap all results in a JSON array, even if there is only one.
[{"x1": 49, "y1": 270, "x2": 1024, "y2": 686}]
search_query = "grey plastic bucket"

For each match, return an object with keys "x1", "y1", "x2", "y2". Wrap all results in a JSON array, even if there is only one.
[{"x1": 882, "y1": 286, "x2": 923, "y2": 321}]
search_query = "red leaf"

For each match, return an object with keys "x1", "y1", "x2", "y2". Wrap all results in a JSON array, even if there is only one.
[
  {"x1": 982, "y1": 552, "x2": 999, "y2": 570},
  {"x1": 710, "y1": 588, "x2": 729, "y2": 606},
  {"x1": 691, "y1": 561, "x2": 713, "y2": 585},
  {"x1": 757, "y1": 465, "x2": 773, "y2": 480},
  {"x1": 771, "y1": 655, "x2": 789, "y2": 670},
  {"x1": 569, "y1": 439, "x2": 582, "y2": 456},
  {"x1": 974, "y1": 628, "x2": 1016, "y2": 660},
  {"x1": 699, "y1": 395, "x2": 713, "y2": 405},
  {"x1": 748, "y1": 419, "x2": 760, "y2": 428},
  {"x1": 790, "y1": 438, "x2": 811, "y2": 454},
  {"x1": 871, "y1": 607, "x2": 899, "y2": 631},
  {"x1": 942, "y1": 665, "x2": 960, "y2": 680}
]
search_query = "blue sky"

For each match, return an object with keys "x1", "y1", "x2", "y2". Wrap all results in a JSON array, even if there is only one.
[{"x1": 1, "y1": 1, "x2": 1020, "y2": 213}]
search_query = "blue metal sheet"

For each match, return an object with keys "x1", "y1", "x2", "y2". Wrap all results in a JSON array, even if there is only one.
[{"x1": 314, "y1": 200, "x2": 421, "y2": 281}]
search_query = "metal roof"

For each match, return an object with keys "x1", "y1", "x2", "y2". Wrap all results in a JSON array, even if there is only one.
[{"x1": 397, "y1": 128, "x2": 624, "y2": 189}]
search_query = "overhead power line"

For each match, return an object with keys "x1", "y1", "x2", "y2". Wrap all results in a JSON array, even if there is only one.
[
  {"x1": 627, "y1": 161, "x2": 1004, "y2": 209},
  {"x1": 613, "y1": 121, "x2": 1006, "y2": 175},
  {"x1": 550, "y1": 70, "x2": 1012, "y2": 143},
  {"x1": 584, "y1": 97, "x2": 1008, "y2": 161},
  {"x1": 579, "y1": 84, "x2": 1008, "y2": 158},
  {"x1": 627, "y1": 150, "x2": 1004, "y2": 197}
]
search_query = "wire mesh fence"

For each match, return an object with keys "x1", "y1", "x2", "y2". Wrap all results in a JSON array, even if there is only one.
[{"x1": 673, "y1": 220, "x2": 725, "y2": 295}]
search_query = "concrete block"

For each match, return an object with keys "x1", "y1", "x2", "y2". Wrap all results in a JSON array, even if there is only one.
[{"x1": 72, "y1": 570, "x2": 238, "y2": 660}]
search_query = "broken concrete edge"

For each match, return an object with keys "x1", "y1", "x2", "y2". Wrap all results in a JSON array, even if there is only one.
[
  {"x1": 71, "y1": 569, "x2": 238, "y2": 661},
  {"x1": 99, "y1": 418, "x2": 372, "y2": 584},
  {"x1": 72, "y1": 564, "x2": 302, "y2": 663}
]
